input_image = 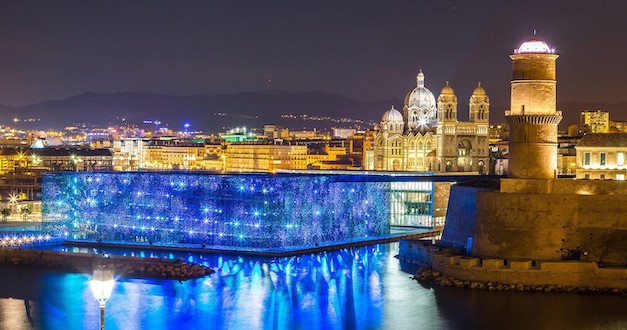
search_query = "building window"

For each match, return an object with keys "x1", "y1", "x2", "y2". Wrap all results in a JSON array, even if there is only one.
[
  {"x1": 584, "y1": 153, "x2": 590, "y2": 166},
  {"x1": 600, "y1": 153, "x2": 606, "y2": 166},
  {"x1": 617, "y1": 174, "x2": 625, "y2": 181},
  {"x1": 618, "y1": 152, "x2": 625, "y2": 166},
  {"x1": 600, "y1": 174, "x2": 605, "y2": 179},
  {"x1": 584, "y1": 173, "x2": 590, "y2": 179}
]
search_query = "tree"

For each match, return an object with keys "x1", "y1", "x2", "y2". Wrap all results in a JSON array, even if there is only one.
[
  {"x1": 19, "y1": 205, "x2": 32, "y2": 221},
  {"x1": 1, "y1": 208, "x2": 10, "y2": 222}
]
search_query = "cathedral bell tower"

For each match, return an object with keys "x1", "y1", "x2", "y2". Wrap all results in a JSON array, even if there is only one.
[
  {"x1": 506, "y1": 39, "x2": 562, "y2": 179},
  {"x1": 469, "y1": 83, "x2": 489, "y2": 123},
  {"x1": 437, "y1": 81, "x2": 457, "y2": 123}
]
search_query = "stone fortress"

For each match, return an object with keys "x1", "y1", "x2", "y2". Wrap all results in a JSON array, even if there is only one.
[
  {"x1": 406, "y1": 38, "x2": 627, "y2": 291},
  {"x1": 370, "y1": 70, "x2": 489, "y2": 173}
]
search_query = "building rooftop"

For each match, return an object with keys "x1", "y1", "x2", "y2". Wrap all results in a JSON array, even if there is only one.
[
  {"x1": 577, "y1": 133, "x2": 627, "y2": 147},
  {"x1": 34, "y1": 147, "x2": 112, "y2": 157}
]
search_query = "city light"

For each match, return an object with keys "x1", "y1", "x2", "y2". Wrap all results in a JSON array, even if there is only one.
[{"x1": 41, "y1": 172, "x2": 391, "y2": 248}]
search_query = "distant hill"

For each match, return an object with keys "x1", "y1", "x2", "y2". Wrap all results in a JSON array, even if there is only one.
[
  {"x1": 0, "y1": 91, "x2": 400, "y2": 132},
  {"x1": 0, "y1": 91, "x2": 624, "y2": 132}
]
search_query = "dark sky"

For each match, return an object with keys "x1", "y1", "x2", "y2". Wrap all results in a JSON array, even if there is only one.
[{"x1": 0, "y1": 0, "x2": 626, "y2": 111}]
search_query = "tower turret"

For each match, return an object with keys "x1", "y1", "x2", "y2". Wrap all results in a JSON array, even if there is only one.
[
  {"x1": 506, "y1": 39, "x2": 562, "y2": 179},
  {"x1": 469, "y1": 82, "x2": 489, "y2": 122},
  {"x1": 437, "y1": 81, "x2": 457, "y2": 122}
]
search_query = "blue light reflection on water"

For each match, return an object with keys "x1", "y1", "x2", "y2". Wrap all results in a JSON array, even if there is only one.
[
  {"x1": 3, "y1": 243, "x2": 627, "y2": 329},
  {"x1": 39, "y1": 243, "x2": 438, "y2": 330}
]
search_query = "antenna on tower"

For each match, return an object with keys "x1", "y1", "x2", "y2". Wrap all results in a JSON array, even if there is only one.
[
  {"x1": 533, "y1": 29, "x2": 537, "y2": 36},
  {"x1": 267, "y1": 74, "x2": 272, "y2": 89}
]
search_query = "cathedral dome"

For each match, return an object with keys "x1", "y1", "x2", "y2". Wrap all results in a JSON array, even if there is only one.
[
  {"x1": 440, "y1": 81, "x2": 455, "y2": 95},
  {"x1": 472, "y1": 82, "x2": 486, "y2": 95},
  {"x1": 405, "y1": 70, "x2": 437, "y2": 111},
  {"x1": 514, "y1": 39, "x2": 554, "y2": 54},
  {"x1": 381, "y1": 105, "x2": 403, "y2": 122}
]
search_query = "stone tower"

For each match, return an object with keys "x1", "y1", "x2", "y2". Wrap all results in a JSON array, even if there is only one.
[
  {"x1": 469, "y1": 83, "x2": 489, "y2": 123},
  {"x1": 437, "y1": 82, "x2": 457, "y2": 123},
  {"x1": 506, "y1": 39, "x2": 562, "y2": 179}
]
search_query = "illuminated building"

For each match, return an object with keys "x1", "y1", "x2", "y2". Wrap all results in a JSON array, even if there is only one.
[
  {"x1": 611, "y1": 120, "x2": 627, "y2": 133},
  {"x1": 388, "y1": 181, "x2": 450, "y2": 228},
  {"x1": 263, "y1": 125, "x2": 289, "y2": 140},
  {"x1": 225, "y1": 142, "x2": 307, "y2": 172},
  {"x1": 221, "y1": 127, "x2": 258, "y2": 142},
  {"x1": 0, "y1": 148, "x2": 28, "y2": 174},
  {"x1": 488, "y1": 123, "x2": 508, "y2": 143},
  {"x1": 111, "y1": 138, "x2": 149, "y2": 171},
  {"x1": 557, "y1": 137, "x2": 578, "y2": 176},
  {"x1": 307, "y1": 158, "x2": 356, "y2": 170},
  {"x1": 306, "y1": 140, "x2": 361, "y2": 170},
  {"x1": 332, "y1": 128, "x2": 357, "y2": 139},
  {"x1": 506, "y1": 39, "x2": 561, "y2": 179},
  {"x1": 143, "y1": 139, "x2": 206, "y2": 170},
  {"x1": 290, "y1": 130, "x2": 319, "y2": 140},
  {"x1": 575, "y1": 133, "x2": 627, "y2": 180},
  {"x1": 32, "y1": 147, "x2": 113, "y2": 171},
  {"x1": 371, "y1": 71, "x2": 489, "y2": 173},
  {"x1": 199, "y1": 155, "x2": 225, "y2": 171},
  {"x1": 41, "y1": 172, "x2": 391, "y2": 248},
  {"x1": 580, "y1": 110, "x2": 610, "y2": 133}
]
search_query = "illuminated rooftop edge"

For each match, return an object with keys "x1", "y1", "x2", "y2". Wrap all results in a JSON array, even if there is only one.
[{"x1": 514, "y1": 39, "x2": 555, "y2": 54}]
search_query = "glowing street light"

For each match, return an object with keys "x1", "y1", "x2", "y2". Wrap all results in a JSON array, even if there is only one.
[
  {"x1": 90, "y1": 267, "x2": 115, "y2": 330},
  {"x1": 70, "y1": 154, "x2": 83, "y2": 171}
]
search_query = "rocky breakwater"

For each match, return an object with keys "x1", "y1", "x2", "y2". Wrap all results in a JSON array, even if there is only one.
[
  {"x1": 0, "y1": 248, "x2": 214, "y2": 281},
  {"x1": 413, "y1": 267, "x2": 627, "y2": 296}
]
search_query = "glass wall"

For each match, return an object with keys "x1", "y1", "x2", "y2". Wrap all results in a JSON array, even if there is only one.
[
  {"x1": 388, "y1": 181, "x2": 442, "y2": 228},
  {"x1": 41, "y1": 172, "x2": 391, "y2": 248}
]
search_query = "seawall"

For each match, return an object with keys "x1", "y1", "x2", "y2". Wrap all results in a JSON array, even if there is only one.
[
  {"x1": 400, "y1": 240, "x2": 627, "y2": 292},
  {"x1": 441, "y1": 179, "x2": 627, "y2": 266}
]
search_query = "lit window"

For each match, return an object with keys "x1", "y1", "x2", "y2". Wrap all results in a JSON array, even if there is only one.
[
  {"x1": 584, "y1": 153, "x2": 590, "y2": 166},
  {"x1": 618, "y1": 152, "x2": 625, "y2": 166},
  {"x1": 600, "y1": 153, "x2": 606, "y2": 166},
  {"x1": 617, "y1": 174, "x2": 625, "y2": 181}
]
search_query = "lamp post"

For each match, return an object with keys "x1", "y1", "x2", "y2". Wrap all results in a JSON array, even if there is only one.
[{"x1": 90, "y1": 267, "x2": 115, "y2": 330}]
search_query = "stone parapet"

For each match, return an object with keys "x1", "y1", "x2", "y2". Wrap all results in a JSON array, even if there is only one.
[
  {"x1": 500, "y1": 178, "x2": 627, "y2": 195},
  {"x1": 481, "y1": 259, "x2": 505, "y2": 269},
  {"x1": 459, "y1": 257, "x2": 480, "y2": 268},
  {"x1": 400, "y1": 242, "x2": 627, "y2": 290},
  {"x1": 509, "y1": 260, "x2": 533, "y2": 270},
  {"x1": 506, "y1": 114, "x2": 562, "y2": 125}
]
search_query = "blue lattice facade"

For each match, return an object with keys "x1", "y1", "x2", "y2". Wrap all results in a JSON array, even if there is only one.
[{"x1": 41, "y1": 172, "x2": 391, "y2": 248}]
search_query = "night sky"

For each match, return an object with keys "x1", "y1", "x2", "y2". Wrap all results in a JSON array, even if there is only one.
[{"x1": 1, "y1": 1, "x2": 626, "y2": 115}]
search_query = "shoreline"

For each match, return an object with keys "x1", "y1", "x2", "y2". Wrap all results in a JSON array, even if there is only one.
[
  {"x1": 0, "y1": 247, "x2": 214, "y2": 281},
  {"x1": 399, "y1": 240, "x2": 627, "y2": 295},
  {"x1": 412, "y1": 266, "x2": 627, "y2": 296}
]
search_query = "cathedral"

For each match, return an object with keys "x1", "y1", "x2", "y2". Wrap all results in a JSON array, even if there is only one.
[{"x1": 370, "y1": 70, "x2": 489, "y2": 173}]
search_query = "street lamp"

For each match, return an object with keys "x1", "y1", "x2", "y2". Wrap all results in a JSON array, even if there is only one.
[
  {"x1": 90, "y1": 267, "x2": 115, "y2": 330},
  {"x1": 70, "y1": 154, "x2": 83, "y2": 171}
]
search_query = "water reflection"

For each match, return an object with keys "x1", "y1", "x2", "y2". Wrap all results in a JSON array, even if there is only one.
[{"x1": 0, "y1": 243, "x2": 626, "y2": 329}]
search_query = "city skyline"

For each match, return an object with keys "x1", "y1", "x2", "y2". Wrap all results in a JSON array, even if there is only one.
[{"x1": 0, "y1": 0, "x2": 626, "y2": 121}]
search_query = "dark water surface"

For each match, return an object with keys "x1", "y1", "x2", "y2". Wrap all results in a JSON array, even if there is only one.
[{"x1": 0, "y1": 243, "x2": 625, "y2": 330}]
